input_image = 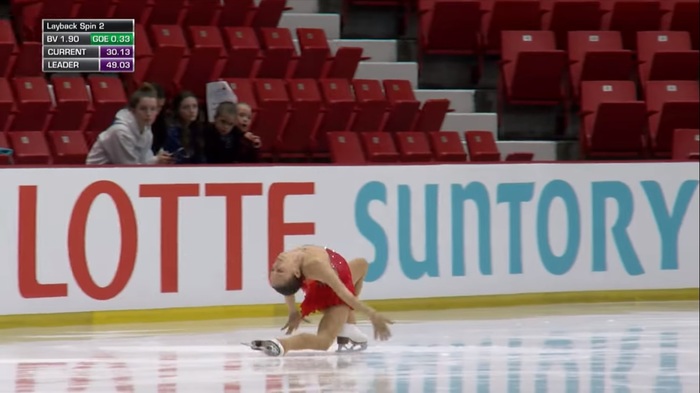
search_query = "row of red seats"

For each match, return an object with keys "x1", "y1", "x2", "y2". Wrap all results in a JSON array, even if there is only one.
[
  {"x1": 0, "y1": 22, "x2": 367, "y2": 97},
  {"x1": 567, "y1": 30, "x2": 698, "y2": 98},
  {"x1": 0, "y1": 74, "x2": 447, "y2": 131},
  {"x1": 126, "y1": 25, "x2": 365, "y2": 97},
  {"x1": 12, "y1": 0, "x2": 289, "y2": 41},
  {"x1": 498, "y1": 30, "x2": 698, "y2": 108},
  {"x1": 580, "y1": 80, "x2": 699, "y2": 159},
  {"x1": 416, "y1": 0, "x2": 698, "y2": 69},
  {"x1": 0, "y1": 129, "x2": 525, "y2": 166},
  {"x1": 328, "y1": 130, "x2": 534, "y2": 164},
  {"x1": 0, "y1": 75, "x2": 127, "y2": 133},
  {"x1": 3, "y1": 128, "x2": 697, "y2": 166},
  {"x1": 225, "y1": 78, "x2": 450, "y2": 158},
  {"x1": 0, "y1": 130, "x2": 88, "y2": 165},
  {"x1": 0, "y1": 75, "x2": 453, "y2": 159}
]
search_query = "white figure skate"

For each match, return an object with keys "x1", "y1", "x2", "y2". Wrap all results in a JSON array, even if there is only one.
[
  {"x1": 336, "y1": 323, "x2": 368, "y2": 352},
  {"x1": 244, "y1": 339, "x2": 285, "y2": 357}
]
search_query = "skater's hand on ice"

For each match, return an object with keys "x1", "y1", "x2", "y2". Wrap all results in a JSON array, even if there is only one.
[
  {"x1": 281, "y1": 310, "x2": 309, "y2": 335},
  {"x1": 369, "y1": 312, "x2": 393, "y2": 341}
]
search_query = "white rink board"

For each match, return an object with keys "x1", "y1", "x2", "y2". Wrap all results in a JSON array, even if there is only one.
[{"x1": 0, "y1": 162, "x2": 698, "y2": 315}]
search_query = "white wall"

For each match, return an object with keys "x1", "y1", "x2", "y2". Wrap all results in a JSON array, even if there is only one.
[{"x1": 0, "y1": 162, "x2": 698, "y2": 315}]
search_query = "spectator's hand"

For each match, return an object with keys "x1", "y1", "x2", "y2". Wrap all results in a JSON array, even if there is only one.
[
  {"x1": 244, "y1": 132, "x2": 262, "y2": 148},
  {"x1": 156, "y1": 150, "x2": 173, "y2": 164}
]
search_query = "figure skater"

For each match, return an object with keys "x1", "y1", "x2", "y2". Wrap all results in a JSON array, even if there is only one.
[{"x1": 246, "y1": 245, "x2": 393, "y2": 356}]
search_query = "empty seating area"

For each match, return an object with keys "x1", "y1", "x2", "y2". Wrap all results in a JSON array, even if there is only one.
[
  {"x1": 1, "y1": 0, "x2": 699, "y2": 166},
  {"x1": 328, "y1": 130, "x2": 533, "y2": 164}
]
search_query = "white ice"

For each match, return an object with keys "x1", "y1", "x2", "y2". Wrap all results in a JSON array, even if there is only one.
[{"x1": 0, "y1": 302, "x2": 697, "y2": 392}]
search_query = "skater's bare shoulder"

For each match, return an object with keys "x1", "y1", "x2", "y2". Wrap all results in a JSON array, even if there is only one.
[{"x1": 298, "y1": 247, "x2": 332, "y2": 280}]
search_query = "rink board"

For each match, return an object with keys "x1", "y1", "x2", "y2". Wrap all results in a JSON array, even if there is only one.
[{"x1": 0, "y1": 162, "x2": 698, "y2": 328}]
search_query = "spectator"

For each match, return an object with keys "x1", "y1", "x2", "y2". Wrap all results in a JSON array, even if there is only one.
[
  {"x1": 162, "y1": 91, "x2": 205, "y2": 164},
  {"x1": 203, "y1": 102, "x2": 262, "y2": 163},
  {"x1": 86, "y1": 83, "x2": 172, "y2": 165},
  {"x1": 150, "y1": 82, "x2": 168, "y2": 154}
]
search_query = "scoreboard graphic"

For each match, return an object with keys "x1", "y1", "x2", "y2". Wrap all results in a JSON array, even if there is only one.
[{"x1": 42, "y1": 19, "x2": 135, "y2": 73}]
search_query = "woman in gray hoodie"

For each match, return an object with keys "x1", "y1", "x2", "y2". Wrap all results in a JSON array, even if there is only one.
[{"x1": 86, "y1": 83, "x2": 173, "y2": 165}]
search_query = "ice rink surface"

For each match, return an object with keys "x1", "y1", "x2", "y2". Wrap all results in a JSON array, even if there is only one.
[{"x1": 0, "y1": 301, "x2": 697, "y2": 392}]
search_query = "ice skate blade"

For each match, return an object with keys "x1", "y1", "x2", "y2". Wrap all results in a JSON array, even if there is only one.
[
  {"x1": 242, "y1": 341, "x2": 262, "y2": 350},
  {"x1": 244, "y1": 340, "x2": 283, "y2": 357},
  {"x1": 336, "y1": 341, "x2": 368, "y2": 353}
]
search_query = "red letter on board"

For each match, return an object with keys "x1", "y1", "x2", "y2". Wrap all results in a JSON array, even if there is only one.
[
  {"x1": 267, "y1": 183, "x2": 316, "y2": 271},
  {"x1": 205, "y1": 183, "x2": 263, "y2": 291},
  {"x1": 68, "y1": 181, "x2": 138, "y2": 301},
  {"x1": 140, "y1": 184, "x2": 200, "y2": 293},
  {"x1": 17, "y1": 185, "x2": 68, "y2": 298}
]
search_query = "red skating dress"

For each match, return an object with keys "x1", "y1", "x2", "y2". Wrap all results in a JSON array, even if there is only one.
[{"x1": 299, "y1": 248, "x2": 356, "y2": 317}]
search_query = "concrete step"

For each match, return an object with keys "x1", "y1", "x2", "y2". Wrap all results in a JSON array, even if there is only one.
[
  {"x1": 355, "y1": 62, "x2": 418, "y2": 88},
  {"x1": 414, "y1": 89, "x2": 475, "y2": 113},
  {"x1": 290, "y1": 39, "x2": 397, "y2": 63},
  {"x1": 279, "y1": 13, "x2": 340, "y2": 39},
  {"x1": 441, "y1": 113, "x2": 498, "y2": 135}
]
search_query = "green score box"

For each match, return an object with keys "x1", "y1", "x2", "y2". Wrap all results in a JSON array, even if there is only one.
[{"x1": 90, "y1": 33, "x2": 133, "y2": 46}]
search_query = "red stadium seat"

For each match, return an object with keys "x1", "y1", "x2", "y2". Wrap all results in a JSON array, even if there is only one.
[
  {"x1": 663, "y1": 0, "x2": 699, "y2": 49},
  {"x1": 49, "y1": 76, "x2": 90, "y2": 131},
  {"x1": 671, "y1": 128, "x2": 700, "y2": 160},
  {"x1": 602, "y1": 0, "x2": 665, "y2": 49},
  {"x1": 418, "y1": 0, "x2": 484, "y2": 68},
  {"x1": 142, "y1": 25, "x2": 187, "y2": 94},
  {"x1": 543, "y1": 0, "x2": 605, "y2": 49},
  {"x1": 251, "y1": 0, "x2": 288, "y2": 28},
  {"x1": 395, "y1": 131, "x2": 433, "y2": 162},
  {"x1": 579, "y1": 81, "x2": 648, "y2": 158},
  {"x1": 179, "y1": 26, "x2": 225, "y2": 98},
  {"x1": 327, "y1": 131, "x2": 365, "y2": 164},
  {"x1": 429, "y1": 131, "x2": 467, "y2": 162},
  {"x1": 7, "y1": 131, "x2": 50, "y2": 165},
  {"x1": 0, "y1": 77, "x2": 14, "y2": 131},
  {"x1": 278, "y1": 79, "x2": 323, "y2": 157},
  {"x1": 9, "y1": 77, "x2": 51, "y2": 132},
  {"x1": 48, "y1": 131, "x2": 89, "y2": 164},
  {"x1": 224, "y1": 78, "x2": 258, "y2": 111},
  {"x1": 568, "y1": 31, "x2": 634, "y2": 99},
  {"x1": 413, "y1": 99, "x2": 450, "y2": 132},
  {"x1": 221, "y1": 27, "x2": 260, "y2": 78},
  {"x1": 500, "y1": 31, "x2": 567, "y2": 105},
  {"x1": 483, "y1": 0, "x2": 544, "y2": 54},
  {"x1": 294, "y1": 28, "x2": 331, "y2": 79},
  {"x1": 325, "y1": 47, "x2": 364, "y2": 79},
  {"x1": 645, "y1": 81, "x2": 700, "y2": 157},
  {"x1": 257, "y1": 28, "x2": 295, "y2": 78},
  {"x1": 86, "y1": 76, "x2": 128, "y2": 132},
  {"x1": 314, "y1": 79, "x2": 356, "y2": 153},
  {"x1": 360, "y1": 132, "x2": 400, "y2": 162},
  {"x1": 182, "y1": 0, "x2": 222, "y2": 26},
  {"x1": 637, "y1": 31, "x2": 698, "y2": 85},
  {"x1": 350, "y1": 80, "x2": 387, "y2": 132},
  {"x1": 0, "y1": 19, "x2": 17, "y2": 77},
  {"x1": 465, "y1": 130, "x2": 500, "y2": 161},
  {"x1": 10, "y1": 41, "x2": 42, "y2": 77}
]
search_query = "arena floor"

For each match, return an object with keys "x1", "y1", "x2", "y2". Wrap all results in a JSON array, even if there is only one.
[{"x1": 0, "y1": 301, "x2": 697, "y2": 392}]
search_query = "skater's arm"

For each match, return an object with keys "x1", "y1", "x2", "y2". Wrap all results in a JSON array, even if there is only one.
[
  {"x1": 322, "y1": 273, "x2": 376, "y2": 317},
  {"x1": 284, "y1": 295, "x2": 297, "y2": 312}
]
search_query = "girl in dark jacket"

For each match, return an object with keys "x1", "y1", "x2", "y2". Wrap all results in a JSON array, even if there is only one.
[{"x1": 162, "y1": 91, "x2": 206, "y2": 164}]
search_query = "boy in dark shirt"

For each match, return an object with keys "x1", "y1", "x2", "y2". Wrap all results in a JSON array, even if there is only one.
[{"x1": 203, "y1": 102, "x2": 261, "y2": 163}]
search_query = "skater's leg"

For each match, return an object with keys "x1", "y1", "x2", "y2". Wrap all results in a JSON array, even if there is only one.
[
  {"x1": 346, "y1": 258, "x2": 368, "y2": 325},
  {"x1": 278, "y1": 305, "x2": 350, "y2": 352}
]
